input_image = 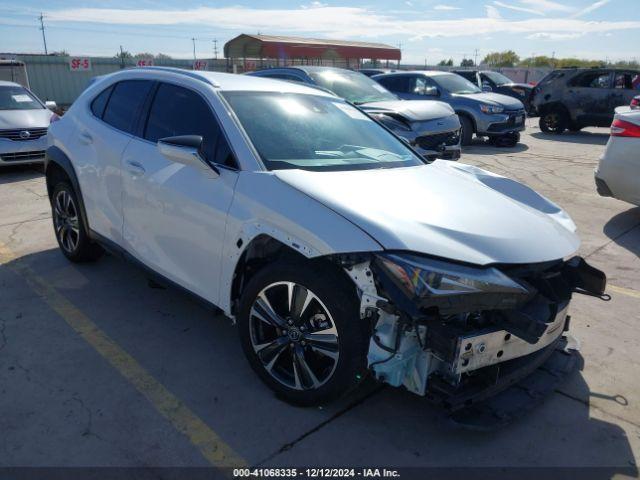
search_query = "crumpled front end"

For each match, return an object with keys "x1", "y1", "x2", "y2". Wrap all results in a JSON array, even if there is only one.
[{"x1": 340, "y1": 252, "x2": 606, "y2": 411}]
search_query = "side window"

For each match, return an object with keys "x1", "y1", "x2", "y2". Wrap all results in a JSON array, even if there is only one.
[
  {"x1": 572, "y1": 72, "x2": 611, "y2": 89},
  {"x1": 90, "y1": 85, "x2": 112, "y2": 119},
  {"x1": 459, "y1": 72, "x2": 475, "y2": 82},
  {"x1": 103, "y1": 80, "x2": 154, "y2": 134},
  {"x1": 145, "y1": 83, "x2": 227, "y2": 165},
  {"x1": 377, "y1": 76, "x2": 411, "y2": 93},
  {"x1": 614, "y1": 72, "x2": 638, "y2": 90}
]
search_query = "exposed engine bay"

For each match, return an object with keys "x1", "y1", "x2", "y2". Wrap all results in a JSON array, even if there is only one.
[{"x1": 340, "y1": 253, "x2": 607, "y2": 410}]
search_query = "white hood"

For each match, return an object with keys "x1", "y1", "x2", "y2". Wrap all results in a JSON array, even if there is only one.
[
  {"x1": 274, "y1": 162, "x2": 579, "y2": 266},
  {"x1": 0, "y1": 109, "x2": 53, "y2": 129}
]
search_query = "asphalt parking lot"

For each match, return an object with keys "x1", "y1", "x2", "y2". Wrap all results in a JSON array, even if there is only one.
[{"x1": 1, "y1": 118, "x2": 639, "y2": 475}]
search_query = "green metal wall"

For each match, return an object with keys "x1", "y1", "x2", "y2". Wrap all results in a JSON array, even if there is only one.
[{"x1": 15, "y1": 55, "x2": 227, "y2": 106}]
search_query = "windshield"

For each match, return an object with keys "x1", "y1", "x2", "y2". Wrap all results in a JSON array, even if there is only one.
[
  {"x1": 308, "y1": 70, "x2": 398, "y2": 104},
  {"x1": 0, "y1": 86, "x2": 43, "y2": 111},
  {"x1": 223, "y1": 92, "x2": 425, "y2": 172},
  {"x1": 435, "y1": 73, "x2": 482, "y2": 94},
  {"x1": 483, "y1": 71, "x2": 513, "y2": 86}
]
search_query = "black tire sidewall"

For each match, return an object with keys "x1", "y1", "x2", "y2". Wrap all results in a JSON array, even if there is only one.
[
  {"x1": 51, "y1": 182, "x2": 102, "y2": 262},
  {"x1": 459, "y1": 116, "x2": 474, "y2": 146},
  {"x1": 540, "y1": 110, "x2": 567, "y2": 134},
  {"x1": 237, "y1": 260, "x2": 368, "y2": 406}
]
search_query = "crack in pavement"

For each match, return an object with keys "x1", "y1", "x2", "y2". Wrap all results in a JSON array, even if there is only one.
[
  {"x1": 586, "y1": 222, "x2": 640, "y2": 259},
  {"x1": 253, "y1": 385, "x2": 386, "y2": 467},
  {"x1": 0, "y1": 215, "x2": 51, "y2": 229}
]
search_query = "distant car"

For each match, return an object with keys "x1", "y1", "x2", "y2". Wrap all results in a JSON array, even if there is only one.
[
  {"x1": 358, "y1": 68, "x2": 396, "y2": 77},
  {"x1": 595, "y1": 108, "x2": 640, "y2": 206},
  {"x1": 248, "y1": 67, "x2": 461, "y2": 160},
  {"x1": 531, "y1": 68, "x2": 640, "y2": 134},
  {"x1": 631, "y1": 95, "x2": 640, "y2": 110},
  {"x1": 0, "y1": 80, "x2": 57, "y2": 166},
  {"x1": 453, "y1": 69, "x2": 534, "y2": 113},
  {"x1": 373, "y1": 71, "x2": 525, "y2": 146}
]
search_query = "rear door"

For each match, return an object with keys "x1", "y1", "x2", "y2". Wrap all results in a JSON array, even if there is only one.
[
  {"x1": 567, "y1": 70, "x2": 614, "y2": 126},
  {"x1": 611, "y1": 71, "x2": 640, "y2": 109},
  {"x1": 72, "y1": 80, "x2": 154, "y2": 244},
  {"x1": 121, "y1": 82, "x2": 238, "y2": 304}
]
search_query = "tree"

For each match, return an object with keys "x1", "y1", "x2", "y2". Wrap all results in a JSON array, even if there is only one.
[
  {"x1": 155, "y1": 53, "x2": 172, "y2": 60},
  {"x1": 134, "y1": 52, "x2": 155, "y2": 59},
  {"x1": 482, "y1": 50, "x2": 520, "y2": 67},
  {"x1": 438, "y1": 58, "x2": 454, "y2": 67},
  {"x1": 51, "y1": 50, "x2": 69, "y2": 56},
  {"x1": 115, "y1": 50, "x2": 132, "y2": 59},
  {"x1": 460, "y1": 58, "x2": 474, "y2": 67}
]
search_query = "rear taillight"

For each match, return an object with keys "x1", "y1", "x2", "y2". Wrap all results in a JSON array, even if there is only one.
[
  {"x1": 631, "y1": 98, "x2": 640, "y2": 109},
  {"x1": 49, "y1": 113, "x2": 60, "y2": 124},
  {"x1": 611, "y1": 118, "x2": 640, "y2": 137}
]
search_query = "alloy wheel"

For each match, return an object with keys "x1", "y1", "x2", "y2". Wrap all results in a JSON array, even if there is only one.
[
  {"x1": 249, "y1": 281, "x2": 340, "y2": 391},
  {"x1": 53, "y1": 189, "x2": 80, "y2": 253}
]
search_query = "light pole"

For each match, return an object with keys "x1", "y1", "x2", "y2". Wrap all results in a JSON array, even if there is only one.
[{"x1": 39, "y1": 13, "x2": 48, "y2": 54}]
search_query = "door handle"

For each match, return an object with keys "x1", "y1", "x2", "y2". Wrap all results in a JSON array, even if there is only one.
[
  {"x1": 79, "y1": 130, "x2": 93, "y2": 144},
  {"x1": 125, "y1": 160, "x2": 146, "y2": 176}
]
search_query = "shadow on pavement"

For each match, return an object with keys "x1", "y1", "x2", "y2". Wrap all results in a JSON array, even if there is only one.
[
  {"x1": 462, "y1": 140, "x2": 530, "y2": 156},
  {"x1": 530, "y1": 131, "x2": 610, "y2": 146},
  {"x1": 0, "y1": 247, "x2": 637, "y2": 475},
  {"x1": 603, "y1": 207, "x2": 640, "y2": 257},
  {"x1": 0, "y1": 164, "x2": 44, "y2": 185}
]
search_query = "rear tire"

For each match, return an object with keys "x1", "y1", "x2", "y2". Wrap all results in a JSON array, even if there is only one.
[
  {"x1": 459, "y1": 116, "x2": 474, "y2": 146},
  {"x1": 539, "y1": 109, "x2": 568, "y2": 134},
  {"x1": 237, "y1": 260, "x2": 369, "y2": 406},
  {"x1": 50, "y1": 182, "x2": 103, "y2": 262}
]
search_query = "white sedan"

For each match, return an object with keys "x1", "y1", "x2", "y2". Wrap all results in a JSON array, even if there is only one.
[{"x1": 596, "y1": 108, "x2": 640, "y2": 206}]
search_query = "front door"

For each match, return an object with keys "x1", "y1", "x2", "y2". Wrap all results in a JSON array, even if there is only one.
[
  {"x1": 568, "y1": 71, "x2": 614, "y2": 126},
  {"x1": 121, "y1": 82, "x2": 239, "y2": 305}
]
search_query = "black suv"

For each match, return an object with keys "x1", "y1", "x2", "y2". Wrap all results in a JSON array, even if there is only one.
[
  {"x1": 454, "y1": 69, "x2": 533, "y2": 112},
  {"x1": 531, "y1": 68, "x2": 640, "y2": 134}
]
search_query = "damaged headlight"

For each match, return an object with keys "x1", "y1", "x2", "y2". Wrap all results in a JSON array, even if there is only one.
[{"x1": 374, "y1": 253, "x2": 532, "y2": 314}]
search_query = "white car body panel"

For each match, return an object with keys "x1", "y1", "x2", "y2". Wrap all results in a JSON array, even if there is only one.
[
  {"x1": 49, "y1": 68, "x2": 579, "y2": 317},
  {"x1": 596, "y1": 109, "x2": 640, "y2": 206},
  {"x1": 274, "y1": 161, "x2": 579, "y2": 266}
]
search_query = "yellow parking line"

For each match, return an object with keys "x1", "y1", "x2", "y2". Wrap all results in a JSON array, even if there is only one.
[
  {"x1": 0, "y1": 242, "x2": 247, "y2": 469},
  {"x1": 608, "y1": 284, "x2": 640, "y2": 300}
]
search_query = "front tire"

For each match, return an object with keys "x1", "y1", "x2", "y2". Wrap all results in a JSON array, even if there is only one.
[
  {"x1": 459, "y1": 116, "x2": 474, "y2": 146},
  {"x1": 539, "y1": 109, "x2": 568, "y2": 134},
  {"x1": 237, "y1": 260, "x2": 368, "y2": 406},
  {"x1": 50, "y1": 182, "x2": 103, "y2": 262}
]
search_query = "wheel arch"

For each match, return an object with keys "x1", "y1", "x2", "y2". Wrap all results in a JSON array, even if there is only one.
[
  {"x1": 455, "y1": 110, "x2": 477, "y2": 132},
  {"x1": 537, "y1": 101, "x2": 570, "y2": 119},
  {"x1": 44, "y1": 146, "x2": 92, "y2": 235},
  {"x1": 228, "y1": 234, "x2": 361, "y2": 318}
]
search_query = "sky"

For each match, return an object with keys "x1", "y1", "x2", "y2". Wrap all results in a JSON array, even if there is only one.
[{"x1": 0, "y1": 0, "x2": 638, "y2": 65}]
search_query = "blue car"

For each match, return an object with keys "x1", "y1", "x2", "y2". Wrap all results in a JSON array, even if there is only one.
[{"x1": 373, "y1": 71, "x2": 526, "y2": 146}]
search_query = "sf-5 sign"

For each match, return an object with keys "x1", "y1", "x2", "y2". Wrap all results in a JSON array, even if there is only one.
[{"x1": 69, "y1": 58, "x2": 91, "y2": 71}]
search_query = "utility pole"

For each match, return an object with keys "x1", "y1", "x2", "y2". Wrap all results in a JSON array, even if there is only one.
[
  {"x1": 39, "y1": 13, "x2": 48, "y2": 55},
  {"x1": 212, "y1": 39, "x2": 218, "y2": 60},
  {"x1": 397, "y1": 42, "x2": 402, "y2": 68},
  {"x1": 119, "y1": 45, "x2": 125, "y2": 69},
  {"x1": 474, "y1": 48, "x2": 479, "y2": 66},
  {"x1": 192, "y1": 38, "x2": 196, "y2": 61},
  {"x1": 551, "y1": 51, "x2": 556, "y2": 68}
]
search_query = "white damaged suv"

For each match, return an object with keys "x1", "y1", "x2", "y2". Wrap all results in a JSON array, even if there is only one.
[{"x1": 45, "y1": 68, "x2": 606, "y2": 416}]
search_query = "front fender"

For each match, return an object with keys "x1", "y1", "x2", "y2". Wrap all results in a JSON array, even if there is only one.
[{"x1": 217, "y1": 172, "x2": 384, "y2": 314}]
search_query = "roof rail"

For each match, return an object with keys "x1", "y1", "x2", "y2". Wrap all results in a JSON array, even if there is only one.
[{"x1": 133, "y1": 66, "x2": 220, "y2": 87}]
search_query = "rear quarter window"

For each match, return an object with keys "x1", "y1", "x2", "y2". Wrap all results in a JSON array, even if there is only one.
[{"x1": 90, "y1": 85, "x2": 113, "y2": 118}]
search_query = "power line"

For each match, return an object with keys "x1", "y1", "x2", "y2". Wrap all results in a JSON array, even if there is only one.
[{"x1": 38, "y1": 13, "x2": 47, "y2": 54}]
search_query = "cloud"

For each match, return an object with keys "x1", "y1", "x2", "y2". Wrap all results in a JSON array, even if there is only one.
[
  {"x1": 520, "y1": 0, "x2": 574, "y2": 12},
  {"x1": 493, "y1": 1, "x2": 544, "y2": 15},
  {"x1": 526, "y1": 31, "x2": 584, "y2": 39},
  {"x1": 44, "y1": 5, "x2": 640, "y2": 41},
  {"x1": 485, "y1": 5, "x2": 503, "y2": 19},
  {"x1": 433, "y1": 5, "x2": 460, "y2": 10},
  {"x1": 573, "y1": 0, "x2": 612, "y2": 18}
]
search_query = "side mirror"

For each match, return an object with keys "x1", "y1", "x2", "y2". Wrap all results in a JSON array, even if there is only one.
[
  {"x1": 482, "y1": 82, "x2": 493, "y2": 92},
  {"x1": 157, "y1": 135, "x2": 218, "y2": 176},
  {"x1": 45, "y1": 100, "x2": 58, "y2": 111}
]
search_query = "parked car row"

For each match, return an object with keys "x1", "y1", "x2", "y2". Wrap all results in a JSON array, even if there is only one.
[{"x1": 41, "y1": 67, "x2": 607, "y2": 420}]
